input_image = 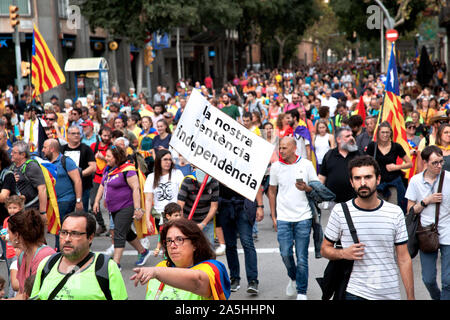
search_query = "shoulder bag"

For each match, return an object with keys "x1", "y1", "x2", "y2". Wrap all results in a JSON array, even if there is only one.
[
  {"x1": 405, "y1": 205, "x2": 420, "y2": 258},
  {"x1": 316, "y1": 202, "x2": 359, "y2": 300},
  {"x1": 416, "y1": 170, "x2": 445, "y2": 253}
]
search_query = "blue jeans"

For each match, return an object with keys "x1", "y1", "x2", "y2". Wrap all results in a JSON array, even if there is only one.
[
  {"x1": 277, "y1": 219, "x2": 312, "y2": 295},
  {"x1": 82, "y1": 188, "x2": 91, "y2": 213},
  {"x1": 55, "y1": 200, "x2": 76, "y2": 251},
  {"x1": 219, "y1": 200, "x2": 258, "y2": 284},
  {"x1": 202, "y1": 220, "x2": 214, "y2": 249},
  {"x1": 345, "y1": 291, "x2": 367, "y2": 300},
  {"x1": 420, "y1": 244, "x2": 450, "y2": 300},
  {"x1": 377, "y1": 176, "x2": 407, "y2": 213}
]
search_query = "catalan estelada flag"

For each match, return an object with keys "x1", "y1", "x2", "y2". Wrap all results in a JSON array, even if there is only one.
[
  {"x1": 147, "y1": 260, "x2": 231, "y2": 300},
  {"x1": 107, "y1": 162, "x2": 156, "y2": 237},
  {"x1": 191, "y1": 260, "x2": 231, "y2": 300},
  {"x1": 295, "y1": 119, "x2": 318, "y2": 173},
  {"x1": 31, "y1": 24, "x2": 65, "y2": 97},
  {"x1": 374, "y1": 43, "x2": 410, "y2": 166},
  {"x1": 32, "y1": 158, "x2": 61, "y2": 235}
]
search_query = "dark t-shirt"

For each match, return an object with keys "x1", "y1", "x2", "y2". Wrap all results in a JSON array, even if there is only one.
[
  {"x1": 153, "y1": 134, "x2": 172, "y2": 151},
  {"x1": 365, "y1": 141, "x2": 406, "y2": 183},
  {"x1": 61, "y1": 143, "x2": 96, "y2": 190},
  {"x1": 11, "y1": 160, "x2": 45, "y2": 209},
  {"x1": 0, "y1": 170, "x2": 16, "y2": 223},
  {"x1": 319, "y1": 148, "x2": 363, "y2": 203}
]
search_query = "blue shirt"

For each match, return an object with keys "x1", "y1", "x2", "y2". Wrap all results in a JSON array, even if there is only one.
[
  {"x1": 52, "y1": 154, "x2": 78, "y2": 202},
  {"x1": 82, "y1": 134, "x2": 98, "y2": 147}
]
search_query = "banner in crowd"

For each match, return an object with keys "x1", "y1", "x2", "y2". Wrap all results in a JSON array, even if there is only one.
[{"x1": 170, "y1": 89, "x2": 275, "y2": 201}]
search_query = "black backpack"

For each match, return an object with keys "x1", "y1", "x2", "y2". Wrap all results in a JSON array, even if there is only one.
[{"x1": 38, "y1": 252, "x2": 113, "y2": 300}]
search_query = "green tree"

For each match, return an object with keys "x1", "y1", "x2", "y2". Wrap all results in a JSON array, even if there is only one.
[{"x1": 329, "y1": 0, "x2": 428, "y2": 42}]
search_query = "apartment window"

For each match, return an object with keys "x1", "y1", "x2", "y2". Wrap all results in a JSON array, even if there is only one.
[{"x1": 0, "y1": 0, "x2": 31, "y2": 16}]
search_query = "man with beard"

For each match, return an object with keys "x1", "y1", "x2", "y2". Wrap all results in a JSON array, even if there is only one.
[
  {"x1": 319, "y1": 126, "x2": 363, "y2": 207},
  {"x1": 220, "y1": 93, "x2": 241, "y2": 121},
  {"x1": 321, "y1": 155, "x2": 414, "y2": 300},
  {"x1": 30, "y1": 211, "x2": 127, "y2": 300},
  {"x1": 89, "y1": 126, "x2": 112, "y2": 235}
]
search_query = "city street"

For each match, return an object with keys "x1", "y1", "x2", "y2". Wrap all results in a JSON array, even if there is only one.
[{"x1": 1, "y1": 197, "x2": 438, "y2": 300}]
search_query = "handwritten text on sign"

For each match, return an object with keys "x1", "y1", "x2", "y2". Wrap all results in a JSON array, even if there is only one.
[{"x1": 170, "y1": 90, "x2": 275, "y2": 201}]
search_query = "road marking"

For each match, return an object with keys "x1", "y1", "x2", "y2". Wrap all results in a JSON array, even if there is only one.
[{"x1": 97, "y1": 247, "x2": 316, "y2": 256}]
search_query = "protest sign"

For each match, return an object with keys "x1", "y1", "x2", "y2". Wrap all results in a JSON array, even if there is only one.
[{"x1": 170, "y1": 89, "x2": 275, "y2": 201}]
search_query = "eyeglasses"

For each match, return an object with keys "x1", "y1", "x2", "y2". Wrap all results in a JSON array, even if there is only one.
[
  {"x1": 407, "y1": 126, "x2": 415, "y2": 130},
  {"x1": 163, "y1": 236, "x2": 190, "y2": 247},
  {"x1": 430, "y1": 160, "x2": 445, "y2": 167},
  {"x1": 68, "y1": 132, "x2": 80, "y2": 135},
  {"x1": 46, "y1": 117, "x2": 56, "y2": 121},
  {"x1": 60, "y1": 230, "x2": 87, "y2": 239}
]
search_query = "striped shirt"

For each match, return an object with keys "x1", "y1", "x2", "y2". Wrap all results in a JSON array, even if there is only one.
[
  {"x1": 324, "y1": 199, "x2": 408, "y2": 300},
  {"x1": 177, "y1": 177, "x2": 219, "y2": 223}
]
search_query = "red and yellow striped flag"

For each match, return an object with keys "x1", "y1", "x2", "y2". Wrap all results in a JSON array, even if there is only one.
[
  {"x1": 31, "y1": 24, "x2": 65, "y2": 97},
  {"x1": 40, "y1": 164, "x2": 61, "y2": 235}
]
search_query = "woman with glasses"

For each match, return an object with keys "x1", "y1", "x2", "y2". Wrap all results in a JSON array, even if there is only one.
[
  {"x1": 131, "y1": 218, "x2": 230, "y2": 300},
  {"x1": 435, "y1": 123, "x2": 450, "y2": 171},
  {"x1": 93, "y1": 146, "x2": 152, "y2": 268},
  {"x1": 365, "y1": 121, "x2": 412, "y2": 213}
]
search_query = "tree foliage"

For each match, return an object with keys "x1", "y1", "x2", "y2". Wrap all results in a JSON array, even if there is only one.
[{"x1": 329, "y1": 0, "x2": 428, "y2": 42}]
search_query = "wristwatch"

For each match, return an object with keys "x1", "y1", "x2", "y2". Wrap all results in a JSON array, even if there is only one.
[
  {"x1": 420, "y1": 200, "x2": 427, "y2": 207},
  {"x1": 76, "y1": 198, "x2": 81, "y2": 203},
  {"x1": 257, "y1": 204, "x2": 264, "y2": 208}
]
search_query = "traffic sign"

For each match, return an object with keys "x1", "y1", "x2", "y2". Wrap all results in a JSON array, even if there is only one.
[{"x1": 385, "y1": 29, "x2": 398, "y2": 42}]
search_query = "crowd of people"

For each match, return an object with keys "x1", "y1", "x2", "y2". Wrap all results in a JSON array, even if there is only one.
[{"x1": 0, "y1": 57, "x2": 449, "y2": 300}]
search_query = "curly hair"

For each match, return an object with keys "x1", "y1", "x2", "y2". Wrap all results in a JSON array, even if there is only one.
[{"x1": 160, "y1": 218, "x2": 215, "y2": 267}]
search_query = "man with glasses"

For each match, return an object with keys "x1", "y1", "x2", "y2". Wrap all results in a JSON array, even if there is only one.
[
  {"x1": 68, "y1": 107, "x2": 85, "y2": 138},
  {"x1": 42, "y1": 139, "x2": 83, "y2": 250},
  {"x1": 30, "y1": 211, "x2": 127, "y2": 300},
  {"x1": 45, "y1": 111, "x2": 66, "y2": 142},
  {"x1": 61, "y1": 126, "x2": 96, "y2": 213},
  {"x1": 405, "y1": 145, "x2": 450, "y2": 300}
]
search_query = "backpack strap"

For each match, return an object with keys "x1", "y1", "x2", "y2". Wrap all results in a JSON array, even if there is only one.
[
  {"x1": 95, "y1": 253, "x2": 112, "y2": 300},
  {"x1": 39, "y1": 252, "x2": 62, "y2": 290},
  {"x1": 341, "y1": 202, "x2": 359, "y2": 244}
]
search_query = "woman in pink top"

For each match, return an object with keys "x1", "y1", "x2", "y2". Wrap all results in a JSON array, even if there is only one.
[{"x1": 7, "y1": 209, "x2": 55, "y2": 299}]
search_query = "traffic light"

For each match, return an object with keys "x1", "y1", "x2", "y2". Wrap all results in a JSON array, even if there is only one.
[
  {"x1": 144, "y1": 45, "x2": 154, "y2": 66},
  {"x1": 9, "y1": 5, "x2": 20, "y2": 28},
  {"x1": 21, "y1": 61, "x2": 30, "y2": 77}
]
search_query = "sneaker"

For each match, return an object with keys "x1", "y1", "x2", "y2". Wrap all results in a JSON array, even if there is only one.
[
  {"x1": 247, "y1": 280, "x2": 259, "y2": 295},
  {"x1": 230, "y1": 278, "x2": 240, "y2": 292},
  {"x1": 0, "y1": 255, "x2": 5, "y2": 262},
  {"x1": 297, "y1": 294, "x2": 307, "y2": 300},
  {"x1": 135, "y1": 249, "x2": 151, "y2": 266},
  {"x1": 215, "y1": 244, "x2": 226, "y2": 256},
  {"x1": 315, "y1": 251, "x2": 322, "y2": 259},
  {"x1": 105, "y1": 244, "x2": 114, "y2": 256},
  {"x1": 253, "y1": 233, "x2": 258, "y2": 240},
  {"x1": 286, "y1": 279, "x2": 296, "y2": 297}
]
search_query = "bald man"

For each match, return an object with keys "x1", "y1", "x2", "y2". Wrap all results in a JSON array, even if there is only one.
[
  {"x1": 268, "y1": 136, "x2": 320, "y2": 300},
  {"x1": 43, "y1": 139, "x2": 83, "y2": 250}
]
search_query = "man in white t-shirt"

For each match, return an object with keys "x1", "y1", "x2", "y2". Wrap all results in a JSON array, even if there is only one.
[
  {"x1": 268, "y1": 136, "x2": 319, "y2": 300},
  {"x1": 405, "y1": 145, "x2": 450, "y2": 300},
  {"x1": 5, "y1": 85, "x2": 14, "y2": 106},
  {"x1": 318, "y1": 89, "x2": 338, "y2": 117},
  {"x1": 321, "y1": 155, "x2": 414, "y2": 300}
]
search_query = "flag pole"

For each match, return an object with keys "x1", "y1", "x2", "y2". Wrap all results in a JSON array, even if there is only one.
[{"x1": 154, "y1": 174, "x2": 210, "y2": 300}]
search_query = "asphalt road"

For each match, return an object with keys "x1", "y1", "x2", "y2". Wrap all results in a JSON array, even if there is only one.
[{"x1": 0, "y1": 197, "x2": 440, "y2": 300}]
